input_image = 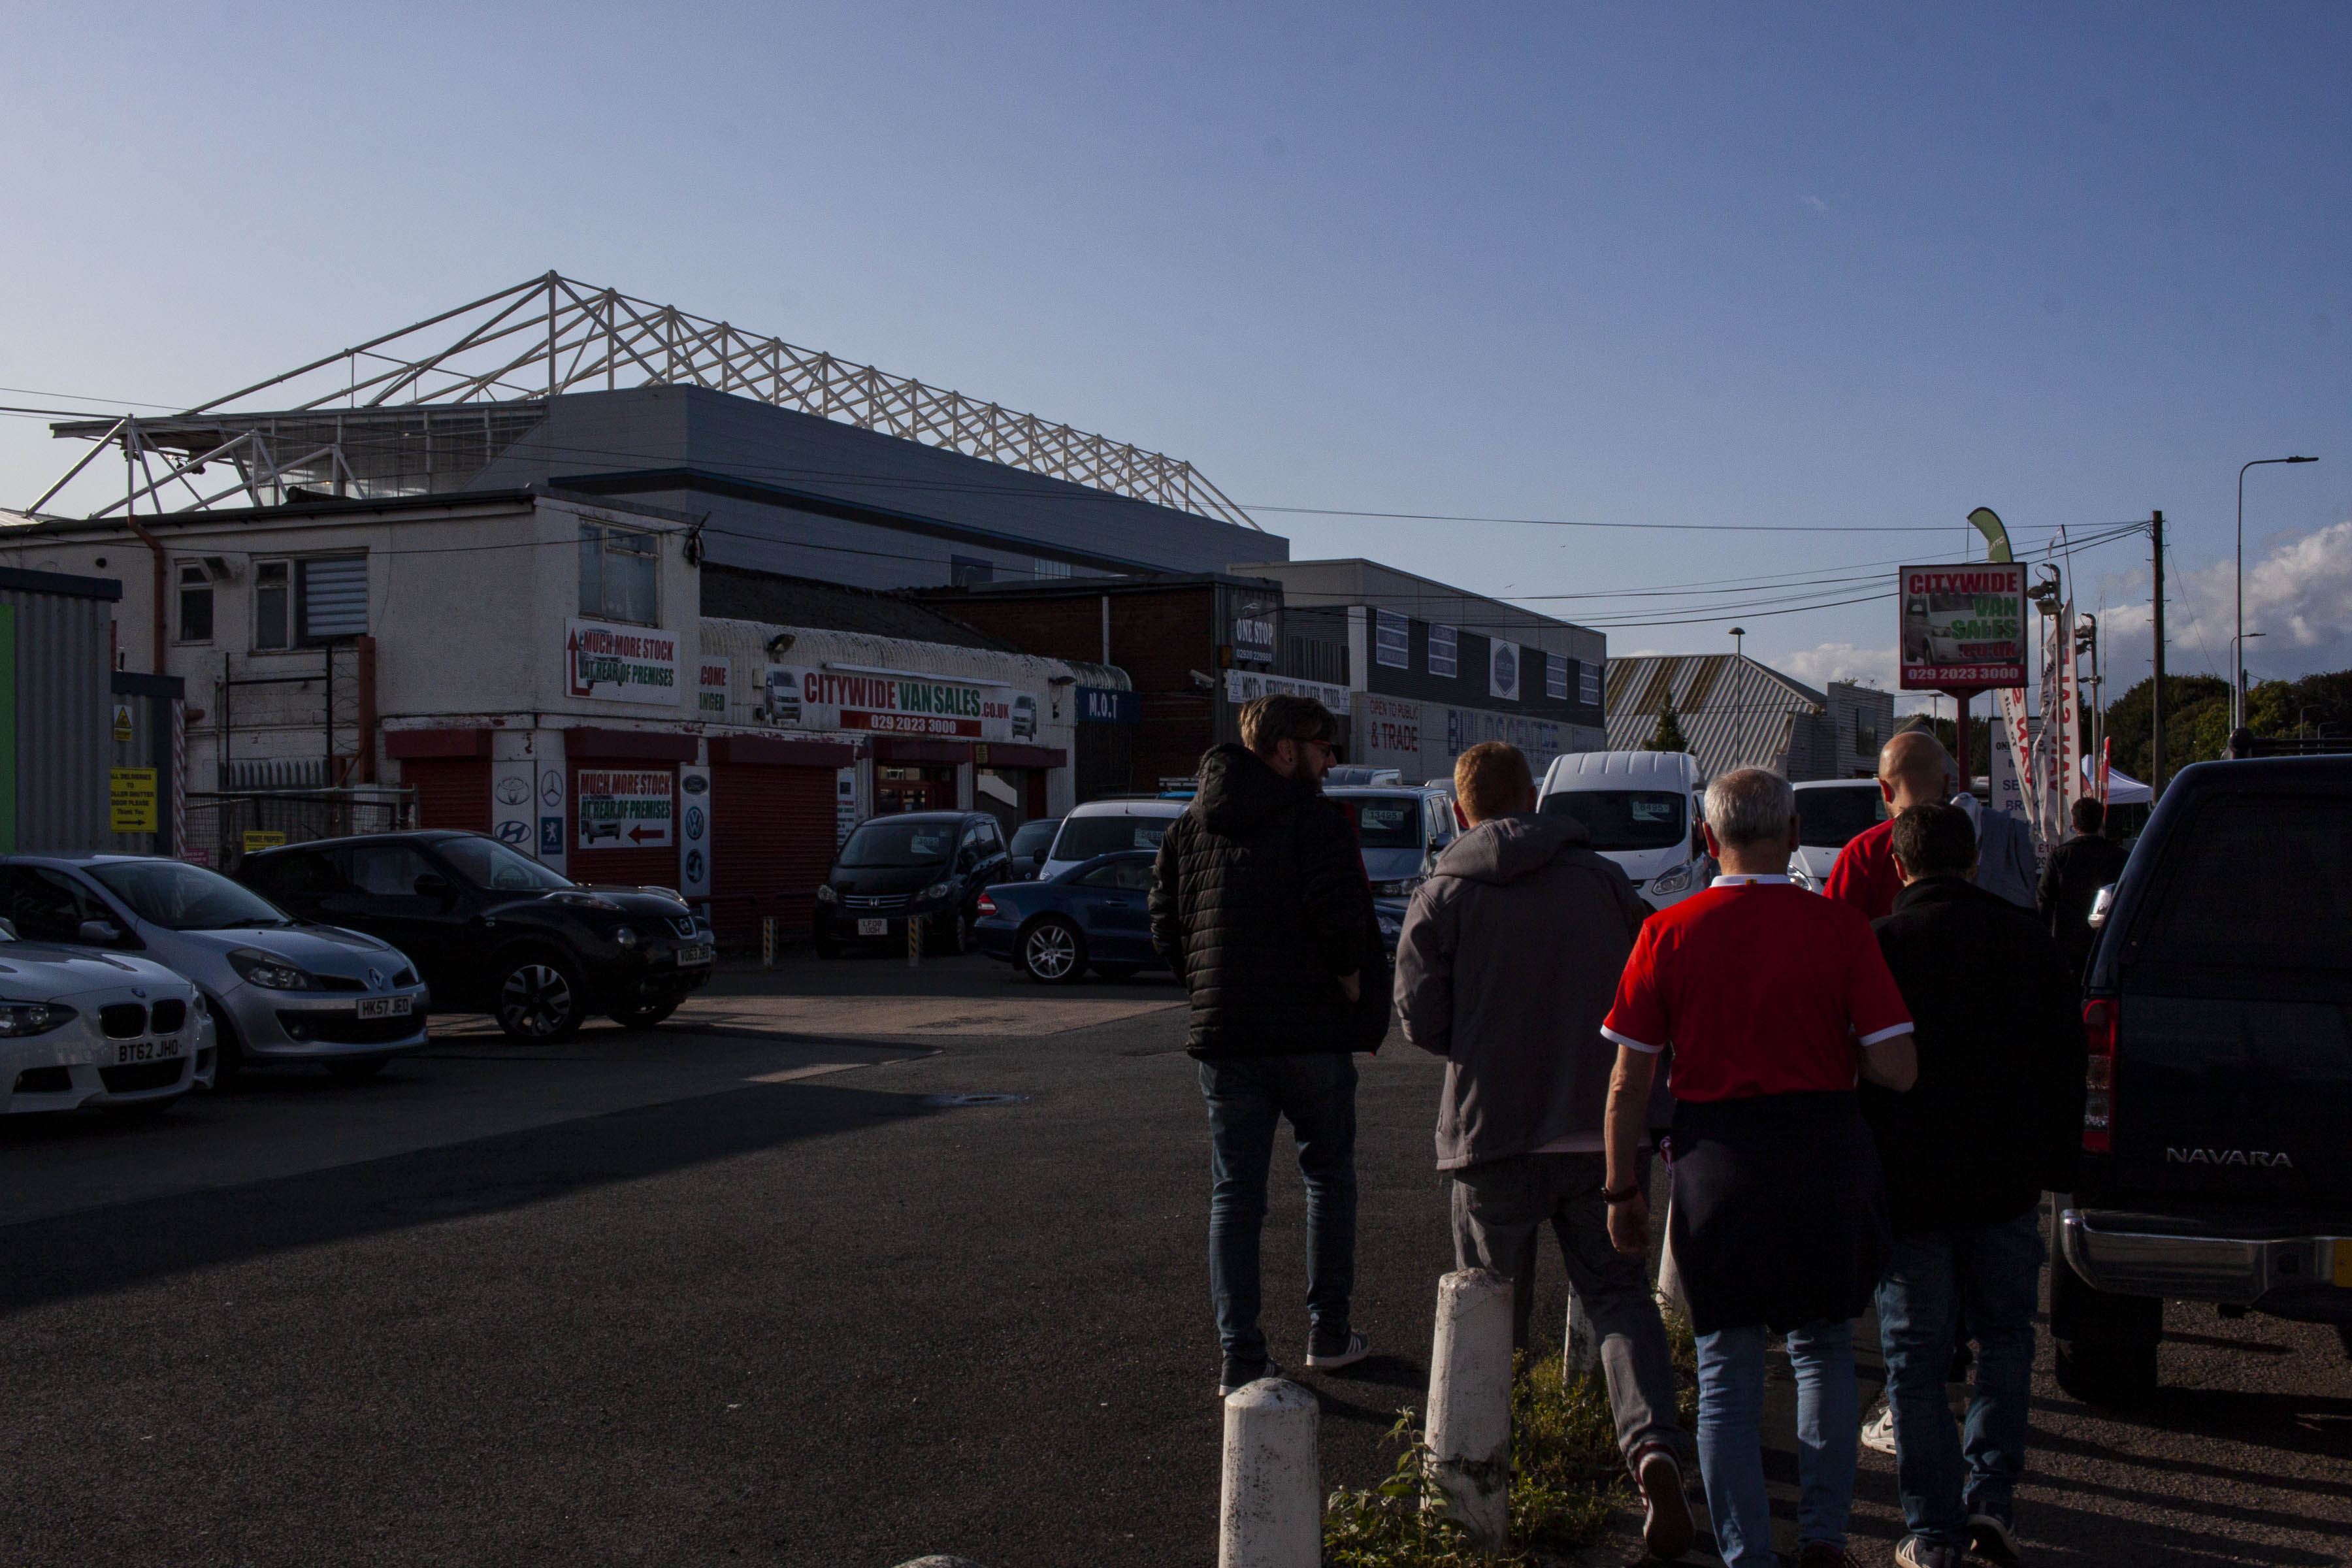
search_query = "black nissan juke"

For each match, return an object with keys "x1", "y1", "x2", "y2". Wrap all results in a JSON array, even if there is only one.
[{"x1": 237, "y1": 830, "x2": 714, "y2": 1041}]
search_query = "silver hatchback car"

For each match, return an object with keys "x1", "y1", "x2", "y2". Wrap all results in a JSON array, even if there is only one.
[{"x1": 0, "y1": 856, "x2": 431, "y2": 1081}]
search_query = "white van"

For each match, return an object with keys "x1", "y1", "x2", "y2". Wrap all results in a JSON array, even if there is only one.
[
  {"x1": 1788, "y1": 779, "x2": 1888, "y2": 892},
  {"x1": 1535, "y1": 751, "x2": 1713, "y2": 909},
  {"x1": 1039, "y1": 797, "x2": 1188, "y2": 882}
]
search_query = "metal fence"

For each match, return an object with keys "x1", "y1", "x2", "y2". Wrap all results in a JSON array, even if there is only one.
[{"x1": 186, "y1": 788, "x2": 414, "y2": 875}]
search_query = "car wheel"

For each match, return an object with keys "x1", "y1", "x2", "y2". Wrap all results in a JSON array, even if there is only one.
[
  {"x1": 207, "y1": 999, "x2": 244, "y2": 1088},
  {"x1": 931, "y1": 909, "x2": 972, "y2": 956},
  {"x1": 1018, "y1": 917, "x2": 1086, "y2": 985},
  {"x1": 815, "y1": 938, "x2": 843, "y2": 959},
  {"x1": 494, "y1": 952, "x2": 588, "y2": 1042},
  {"x1": 324, "y1": 1056, "x2": 391, "y2": 1081},
  {"x1": 1092, "y1": 963, "x2": 1141, "y2": 981},
  {"x1": 609, "y1": 998, "x2": 681, "y2": 1028},
  {"x1": 2048, "y1": 1249, "x2": 2162, "y2": 1405},
  {"x1": 2053, "y1": 1337, "x2": 2159, "y2": 1405}
]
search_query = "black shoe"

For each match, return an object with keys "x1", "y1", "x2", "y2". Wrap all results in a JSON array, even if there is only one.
[
  {"x1": 1967, "y1": 1511, "x2": 2021, "y2": 1565},
  {"x1": 1305, "y1": 1326, "x2": 1371, "y2": 1370},
  {"x1": 1632, "y1": 1443, "x2": 1694, "y2": 1560},
  {"x1": 1218, "y1": 1356, "x2": 1283, "y2": 1397}
]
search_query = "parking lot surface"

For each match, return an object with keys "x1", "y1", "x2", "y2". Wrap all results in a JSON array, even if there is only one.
[{"x1": 0, "y1": 952, "x2": 2345, "y2": 1567}]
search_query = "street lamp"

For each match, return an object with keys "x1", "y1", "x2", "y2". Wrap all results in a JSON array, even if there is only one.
[
  {"x1": 1728, "y1": 627, "x2": 1745, "y2": 767},
  {"x1": 2237, "y1": 455, "x2": 2318, "y2": 728},
  {"x1": 2231, "y1": 630, "x2": 2266, "y2": 722}
]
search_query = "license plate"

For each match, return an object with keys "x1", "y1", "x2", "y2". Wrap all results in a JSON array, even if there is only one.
[
  {"x1": 858, "y1": 918, "x2": 888, "y2": 936},
  {"x1": 2334, "y1": 1239, "x2": 2351, "y2": 1289},
  {"x1": 676, "y1": 943, "x2": 713, "y2": 966},
  {"x1": 115, "y1": 1037, "x2": 182, "y2": 1066},
  {"x1": 356, "y1": 996, "x2": 415, "y2": 1020}
]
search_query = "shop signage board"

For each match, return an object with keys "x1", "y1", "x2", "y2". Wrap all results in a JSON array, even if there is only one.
[
  {"x1": 577, "y1": 768, "x2": 674, "y2": 849},
  {"x1": 491, "y1": 762, "x2": 536, "y2": 851},
  {"x1": 695, "y1": 658, "x2": 730, "y2": 717},
  {"x1": 1077, "y1": 686, "x2": 1139, "y2": 725},
  {"x1": 109, "y1": 768, "x2": 158, "y2": 833},
  {"x1": 1489, "y1": 641, "x2": 1521, "y2": 702},
  {"x1": 538, "y1": 761, "x2": 568, "y2": 872},
  {"x1": 678, "y1": 766, "x2": 711, "y2": 898},
  {"x1": 1223, "y1": 670, "x2": 1350, "y2": 712},
  {"x1": 564, "y1": 619, "x2": 682, "y2": 705},
  {"x1": 1358, "y1": 693, "x2": 1423, "y2": 768},
  {"x1": 762, "y1": 665, "x2": 1030, "y2": 742},
  {"x1": 1229, "y1": 594, "x2": 1279, "y2": 666},
  {"x1": 1352, "y1": 691, "x2": 1567, "y2": 781},
  {"x1": 1898, "y1": 564, "x2": 2027, "y2": 689}
]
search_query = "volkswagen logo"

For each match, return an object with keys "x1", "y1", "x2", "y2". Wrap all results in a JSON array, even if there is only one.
[{"x1": 367, "y1": 968, "x2": 385, "y2": 990}]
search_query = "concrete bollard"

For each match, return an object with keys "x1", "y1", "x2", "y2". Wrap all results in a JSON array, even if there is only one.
[
  {"x1": 1425, "y1": 1267, "x2": 1513, "y2": 1554},
  {"x1": 1218, "y1": 1377, "x2": 1321, "y2": 1568}
]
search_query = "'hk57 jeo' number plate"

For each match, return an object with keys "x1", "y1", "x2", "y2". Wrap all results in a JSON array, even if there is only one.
[{"x1": 357, "y1": 996, "x2": 414, "y2": 1021}]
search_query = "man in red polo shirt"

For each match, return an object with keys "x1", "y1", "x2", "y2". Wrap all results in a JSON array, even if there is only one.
[
  {"x1": 1603, "y1": 768, "x2": 1918, "y2": 1568},
  {"x1": 1825, "y1": 729, "x2": 1952, "y2": 920}
]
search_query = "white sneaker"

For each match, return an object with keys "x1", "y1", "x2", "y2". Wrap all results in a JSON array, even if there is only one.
[
  {"x1": 1304, "y1": 1328, "x2": 1370, "y2": 1370},
  {"x1": 1860, "y1": 1396, "x2": 1897, "y2": 1456}
]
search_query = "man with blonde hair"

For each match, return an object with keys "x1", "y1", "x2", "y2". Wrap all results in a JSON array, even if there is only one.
[
  {"x1": 1395, "y1": 741, "x2": 1692, "y2": 1559},
  {"x1": 1152, "y1": 693, "x2": 1388, "y2": 1397},
  {"x1": 1604, "y1": 767, "x2": 1918, "y2": 1568}
]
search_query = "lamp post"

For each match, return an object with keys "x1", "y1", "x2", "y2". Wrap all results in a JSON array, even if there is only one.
[
  {"x1": 1728, "y1": 627, "x2": 1746, "y2": 768},
  {"x1": 2230, "y1": 630, "x2": 2266, "y2": 726},
  {"x1": 2236, "y1": 456, "x2": 2317, "y2": 729}
]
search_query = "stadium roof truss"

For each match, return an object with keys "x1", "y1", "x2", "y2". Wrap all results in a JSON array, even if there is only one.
[{"x1": 31, "y1": 272, "x2": 1259, "y2": 529}]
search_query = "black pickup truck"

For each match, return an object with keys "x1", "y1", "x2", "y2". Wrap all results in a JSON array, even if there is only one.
[{"x1": 2053, "y1": 755, "x2": 2352, "y2": 1402}]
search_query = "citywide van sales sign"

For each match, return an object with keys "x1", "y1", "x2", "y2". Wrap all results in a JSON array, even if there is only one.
[
  {"x1": 1898, "y1": 564, "x2": 2027, "y2": 689},
  {"x1": 760, "y1": 665, "x2": 1029, "y2": 741}
]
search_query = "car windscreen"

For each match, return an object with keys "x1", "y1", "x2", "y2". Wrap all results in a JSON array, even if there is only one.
[
  {"x1": 1051, "y1": 813, "x2": 1175, "y2": 861},
  {"x1": 1338, "y1": 797, "x2": 1424, "y2": 850},
  {"x1": 88, "y1": 860, "x2": 294, "y2": 930},
  {"x1": 434, "y1": 836, "x2": 575, "y2": 891},
  {"x1": 1539, "y1": 789, "x2": 1687, "y2": 852},
  {"x1": 1795, "y1": 787, "x2": 1887, "y2": 848},
  {"x1": 838, "y1": 819, "x2": 958, "y2": 868},
  {"x1": 1009, "y1": 820, "x2": 1060, "y2": 857}
]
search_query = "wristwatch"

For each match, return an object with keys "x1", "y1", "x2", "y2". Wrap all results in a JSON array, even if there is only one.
[{"x1": 1601, "y1": 1182, "x2": 1642, "y2": 1205}]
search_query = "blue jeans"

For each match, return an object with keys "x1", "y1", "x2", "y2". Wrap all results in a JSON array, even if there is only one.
[
  {"x1": 1694, "y1": 1320, "x2": 1858, "y2": 1567},
  {"x1": 1874, "y1": 1211, "x2": 2044, "y2": 1546},
  {"x1": 1199, "y1": 1054, "x2": 1359, "y2": 1365}
]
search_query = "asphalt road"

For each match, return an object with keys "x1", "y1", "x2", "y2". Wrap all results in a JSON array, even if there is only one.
[{"x1": 1, "y1": 953, "x2": 2345, "y2": 1567}]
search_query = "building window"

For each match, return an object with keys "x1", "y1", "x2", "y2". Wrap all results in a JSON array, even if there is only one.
[
  {"x1": 1546, "y1": 653, "x2": 1567, "y2": 701},
  {"x1": 1855, "y1": 710, "x2": 1879, "y2": 758},
  {"x1": 1033, "y1": 557, "x2": 1073, "y2": 580},
  {"x1": 1579, "y1": 661, "x2": 1601, "y2": 706},
  {"x1": 1375, "y1": 609, "x2": 1410, "y2": 670},
  {"x1": 579, "y1": 523, "x2": 658, "y2": 624},
  {"x1": 298, "y1": 556, "x2": 369, "y2": 642},
  {"x1": 255, "y1": 561, "x2": 291, "y2": 649},
  {"x1": 951, "y1": 554, "x2": 995, "y2": 586},
  {"x1": 1428, "y1": 624, "x2": 1457, "y2": 678},
  {"x1": 177, "y1": 563, "x2": 214, "y2": 643}
]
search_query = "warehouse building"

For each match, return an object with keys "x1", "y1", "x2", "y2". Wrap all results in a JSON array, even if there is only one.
[{"x1": 1605, "y1": 653, "x2": 1891, "y2": 781}]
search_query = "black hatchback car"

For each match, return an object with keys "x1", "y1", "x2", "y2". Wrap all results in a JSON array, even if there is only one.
[
  {"x1": 238, "y1": 831, "x2": 714, "y2": 1041},
  {"x1": 813, "y1": 811, "x2": 1012, "y2": 957}
]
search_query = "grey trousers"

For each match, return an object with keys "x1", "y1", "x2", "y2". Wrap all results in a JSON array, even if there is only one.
[{"x1": 1451, "y1": 1151, "x2": 1684, "y2": 1463}]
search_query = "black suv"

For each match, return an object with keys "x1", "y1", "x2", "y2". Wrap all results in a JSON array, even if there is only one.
[
  {"x1": 2054, "y1": 755, "x2": 2352, "y2": 1402},
  {"x1": 238, "y1": 831, "x2": 714, "y2": 1041},
  {"x1": 813, "y1": 811, "x2": 1011, "y2": 957}
]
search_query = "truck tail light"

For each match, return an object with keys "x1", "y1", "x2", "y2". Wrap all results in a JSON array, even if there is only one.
[{"x1": 2082, "y1": 997, "x2": 2118, "y2": 1154}]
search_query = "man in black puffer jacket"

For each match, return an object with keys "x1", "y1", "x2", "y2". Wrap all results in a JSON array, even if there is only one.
[{"x1": 1151, "y1": 693, "x2": 1388, "y2": 1396}]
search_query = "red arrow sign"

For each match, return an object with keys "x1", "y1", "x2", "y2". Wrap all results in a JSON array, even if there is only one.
[{"x1": 627, "y1": 824, "x2": 666, "y2": 844}]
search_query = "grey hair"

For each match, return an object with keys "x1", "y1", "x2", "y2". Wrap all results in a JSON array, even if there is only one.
[{"x1": 1703, "y1": 767, "x2": 1795, "y2": 849}]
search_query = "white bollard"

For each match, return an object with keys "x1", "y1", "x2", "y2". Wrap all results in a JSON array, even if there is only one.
[
  {"x1": 1425, "y1": 1267, "x2": 1513, "y2": 1554},
  {"x1": 1218, "y1": 1377, "x2": 1320, "y2": 1568}
]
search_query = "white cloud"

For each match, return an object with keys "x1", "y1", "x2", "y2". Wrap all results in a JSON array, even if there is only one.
[
  {"x1": 1782, "y1": 640, "x2": 1895, "y2": 689},
  {"x1": 2092, "y1": 519, "x2": 2352, "y2": 687},
  {"x1": 1799, "y1": 193, "x2": 1829, "y2": 214}
]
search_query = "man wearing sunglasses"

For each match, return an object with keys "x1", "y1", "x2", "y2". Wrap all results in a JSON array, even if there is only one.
[{"x1": 1152, "y1": 693, "x2": 1391, "y2": 1397}]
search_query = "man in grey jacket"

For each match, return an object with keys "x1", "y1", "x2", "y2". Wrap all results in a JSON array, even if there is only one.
[{"x1": 1394, "y1": 742, "x2": 1692, "y2": 1560}]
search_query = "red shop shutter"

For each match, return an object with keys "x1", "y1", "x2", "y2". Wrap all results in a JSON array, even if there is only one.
[
  {"x1": 401, "y1": 758, "x2": 491, "y2": 833},
  {"x1": 570, "y1": 764, "x2": 679, "y2": 891},
  {"x1": 712, "y1": 763, "x2": 837, "y2": 939}
]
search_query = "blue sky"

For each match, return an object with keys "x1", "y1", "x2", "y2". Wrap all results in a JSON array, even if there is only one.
[{"x1": 3, "y1": 2, "x2": 2344, "y2": 706}]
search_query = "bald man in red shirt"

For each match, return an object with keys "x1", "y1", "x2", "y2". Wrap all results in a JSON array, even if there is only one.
[{"x1": 1825, "y1": 730, "x2": 1954, "y2": 921}]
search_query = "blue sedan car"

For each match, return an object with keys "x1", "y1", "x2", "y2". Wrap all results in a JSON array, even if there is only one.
[{"x1": 975, "y1": 850, "x2": 1408, "y2": 986}]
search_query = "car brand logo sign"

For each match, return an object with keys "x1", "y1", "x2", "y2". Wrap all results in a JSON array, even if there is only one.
[
  {"x1": 495, "y1": 819, "x2": 532, "y2": 845},
  {"x1": 681, "y1": 774, "x2": 709, "y2": 795},
  {"x1": 2166, "y1": 1147, "x2": 2294, "y2": 1168},
  {"x1": 495, "y1": 776, "x2": 531, "y2": 806},
  {"x1": 368, "y1": 969, "x2": 384, "y2": 990}
]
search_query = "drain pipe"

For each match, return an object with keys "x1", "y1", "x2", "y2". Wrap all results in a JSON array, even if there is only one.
[{"x1": 125, "y1": 517, "x2": 169, "y2": 674}]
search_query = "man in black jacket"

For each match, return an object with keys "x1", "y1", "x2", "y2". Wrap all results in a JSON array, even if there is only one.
[
  {"x1": 1151, "y1": 694, "x2": 1386, "y2": 1396},
  {"x1": 1867, "y1": 804, "x2": 2087, "y2": 1568},
  {"x1": 2036, "y1": 797, "x2": 2131, "y2": 979}
]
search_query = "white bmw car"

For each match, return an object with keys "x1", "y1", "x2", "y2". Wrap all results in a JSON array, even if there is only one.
[{"x1": 0, "y1": 922, "x2": 214, "y2": 1116}]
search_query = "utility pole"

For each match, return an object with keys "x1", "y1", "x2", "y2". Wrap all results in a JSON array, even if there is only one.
[{"x1": 2149, "y1": 510, "x2": 2165, "y2": 796}]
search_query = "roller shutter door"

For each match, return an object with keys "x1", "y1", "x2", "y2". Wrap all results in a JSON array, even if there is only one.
[
  {"x1": 401, "y1": 758, "x2": 491, "y2": 833},
  {"x1": 712, "y1": 763, "x2": 836, "y2": 938}
]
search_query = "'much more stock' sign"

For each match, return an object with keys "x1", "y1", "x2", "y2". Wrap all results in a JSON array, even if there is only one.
[{"x1": 565, "y1": 620, "x2": 681, "y2": 704}]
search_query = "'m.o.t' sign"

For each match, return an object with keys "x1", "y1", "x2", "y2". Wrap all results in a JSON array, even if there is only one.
[{"x1": 1897, "y1": 563, "x2": 2027, "y2": 689}]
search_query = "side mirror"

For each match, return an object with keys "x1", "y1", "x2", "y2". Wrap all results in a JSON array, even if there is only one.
[
  {"x1": 413, "y1": 872, "x2": 455, "y2": 903},
  {"x1": 78, "y1": 919, "x2": 123, "y2": 945},
  {"x1": 0, "y1": 917, "x2": 16, "y2": 939},
  {"x1": 2087, "y1": 884, "x2": 2117, "y2": 930}
]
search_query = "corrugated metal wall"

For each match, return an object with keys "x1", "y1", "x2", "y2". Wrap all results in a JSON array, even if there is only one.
[{"x1": 3, "y1": 585, "x2": 114, "y2": 853}]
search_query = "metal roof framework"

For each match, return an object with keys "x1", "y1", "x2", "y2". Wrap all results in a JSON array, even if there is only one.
[{"x1": 29, "y1": 272, "x2": 1258, "y2": 529}]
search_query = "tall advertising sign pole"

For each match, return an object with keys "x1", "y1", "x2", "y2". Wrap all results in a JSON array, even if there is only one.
[{"x1": 1901, "y1": 519, "x2": 2027, "y2": 798}]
